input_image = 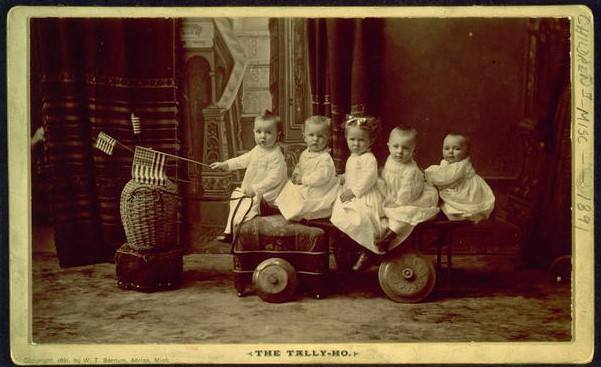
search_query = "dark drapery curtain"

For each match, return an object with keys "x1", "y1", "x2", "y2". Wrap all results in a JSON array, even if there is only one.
[
  {"x1": 521, "y1": 19, "x2": 572, "y2": 266},
  {"x1": 307, "y1": 19, "x2": 384, "y2": 172},
  {"x1": 31, "y1": 18, "x2": 181, "y2": 267}
]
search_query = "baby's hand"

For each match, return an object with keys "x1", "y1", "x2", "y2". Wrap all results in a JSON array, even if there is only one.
[
  {"x1": 291, "y1": 173, "x2": 303, "y2": 185},
  {"x1": 243, "y1": 188, "x2": 256, "y2": 198},
  {"x1": 466, "y1": 213, "x2": 486, "y2": 224},
  {"x1": 340, "y1": 189, "x2": 355, "y2": 203},
  {"x1": 210, "y1": 161, "x2": 229, "y2": 171}
]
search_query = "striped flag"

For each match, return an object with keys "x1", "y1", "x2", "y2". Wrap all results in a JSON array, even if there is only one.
[
  {"x1": 131, "y1": 113, "x2": 141, "y2": 135},
  {"x1": 131, "y1": 146, "x2": 167, "y2": 186},
  {"x1": 95, "y1": 132, "x2": 117, "y2": 155}
]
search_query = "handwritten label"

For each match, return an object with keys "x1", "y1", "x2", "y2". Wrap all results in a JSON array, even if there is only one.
[{"x1": 574, "y1": 13, "x2": 593, "y2": 234}]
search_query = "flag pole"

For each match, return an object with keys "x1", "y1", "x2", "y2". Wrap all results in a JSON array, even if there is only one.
[
  {"x1": 137, "y1": 146, "x2": 211, "y2": 167},
  {"x1": 115, "y1": 139, "x2": 135, "y2": 153}
]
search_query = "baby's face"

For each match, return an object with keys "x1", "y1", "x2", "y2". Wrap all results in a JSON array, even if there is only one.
[
  {"x1": 388, "y1": 132, "x2": 416, "y2": 163},
  {"x1": 303, "y1": 122, "x2": 329, "y2": 152},
  {"x1": 346, "y1": 126, "x2": 372, "y2": 155},
  {"x1": 442, "y1": 135, "x2": 468, "y2": 163},
  {"x1": 254, "y1": 118, "x2": 279, "y2": 148}
]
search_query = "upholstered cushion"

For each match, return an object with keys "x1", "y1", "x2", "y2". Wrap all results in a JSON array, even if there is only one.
[{"x1": 234, "y1": 215, "x2": 326, "y2": 253}]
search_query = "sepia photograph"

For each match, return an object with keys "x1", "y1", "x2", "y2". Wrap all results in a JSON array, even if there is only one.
[{"x1": 8, "y1": 5, "x2": 594, "y2": 365}]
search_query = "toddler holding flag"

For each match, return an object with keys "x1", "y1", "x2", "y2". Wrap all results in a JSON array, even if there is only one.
[{"x1": 210, "y1": 110, "x2": 288, "y2": 243}]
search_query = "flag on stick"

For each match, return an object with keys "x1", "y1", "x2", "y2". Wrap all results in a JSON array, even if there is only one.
[
  {"x1": 131, "y1": 113, "x2": 141, "y2": 135},
  {"x1": 131, "y1": 146, "x2": 168, "y2": 186},
  {"x1": 95, "y1": 132, "x2": 117, "y2": 155}
]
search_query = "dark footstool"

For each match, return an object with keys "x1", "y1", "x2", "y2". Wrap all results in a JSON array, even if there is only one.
[{"x1": 115, "y1": 243, "x2": 183, "y2": 292}]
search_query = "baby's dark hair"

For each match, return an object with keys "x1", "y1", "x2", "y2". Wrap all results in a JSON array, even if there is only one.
[
  {"x1": 256, "y1": 110, "x2": 283, "y2": 138},
  {"x1": 445, "y1": 132, "x2": 471, "y2": 151},
  {"x1": 343, "y1": 113, "x2": 380, "y2": 140}
]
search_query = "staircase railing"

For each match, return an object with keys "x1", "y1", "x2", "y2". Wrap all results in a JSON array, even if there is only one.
[{"x1": 201, "y1": 19, "x2": 248, "y2": 199}]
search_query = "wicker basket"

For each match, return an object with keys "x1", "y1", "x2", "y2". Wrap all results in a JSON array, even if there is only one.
[{"x1": 119, "y1": 179, "x2": 180, "y2": 252}]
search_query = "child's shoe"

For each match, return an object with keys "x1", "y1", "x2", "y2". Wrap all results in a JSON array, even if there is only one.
[
  {"x1": 216, "y1": 233, "x2": 233, "y2": 243},
  {"x1": 376, "y1": 229, "x2": 396, "y2": 253},
  {"x1": 352, "y1": 251, "x2": 373, "y2": 271}
]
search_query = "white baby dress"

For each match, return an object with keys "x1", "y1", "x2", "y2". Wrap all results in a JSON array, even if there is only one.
[
  {"x1": 275, "y1": 149, "x2": 339, "y2": 221},
  {"x1": 379, "y1": 157, "x2": 440, "y2": 249},
  {"x1": 424, "y1": 157, "x2": 495, "y2": 221},
  {"x1": 330, "y1": 152, "x2": 385, "y2": 253},
  {"x1": 223, "y1": 145, "x2": 287, "y2": 234}
]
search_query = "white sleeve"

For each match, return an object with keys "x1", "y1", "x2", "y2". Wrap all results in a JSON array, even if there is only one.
[
  {"x1": 425, "y1": 161, "x2": 465, "y2": 186},
  {"x1": 225, "y1": 149, "x2": 252, "y2": 171}
]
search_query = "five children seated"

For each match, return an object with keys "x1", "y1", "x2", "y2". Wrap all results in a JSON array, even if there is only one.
[{"x1": 212, "y1": 111, "x2": 495, "y2": 271}]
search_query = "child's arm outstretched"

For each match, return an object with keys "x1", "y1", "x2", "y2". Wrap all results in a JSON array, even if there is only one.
[
  {"x1": 425, "y1": 161, "x2": 468, "y2": 187},
  {"x1": 210, "y1": 151, "x2": 252, "y2": 171},
  {"x1": 210, "y1": 161, "x2": 229, "y2": 171},
  {"x1": 211, "y1": 151, "x2": 255, "y2": 196}
]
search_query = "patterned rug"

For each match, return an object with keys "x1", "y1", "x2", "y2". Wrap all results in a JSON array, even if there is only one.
[
  {"x1": 30, "y1": 251, "x2": 571, "y2": 345},
  {"x1": 187, "y1": 226, "x2": 232, "y2": 254}
]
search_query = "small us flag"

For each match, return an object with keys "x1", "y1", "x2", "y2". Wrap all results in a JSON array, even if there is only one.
[
  {"x1": 131, "y1": 113, "x2": 141, "y2": 135},
  {"x1": 95, "y1": 132, "x2": 117, "y2": 155},
  {"x1": 131, "y1": 146, "x2": 167, "y2": 186}
]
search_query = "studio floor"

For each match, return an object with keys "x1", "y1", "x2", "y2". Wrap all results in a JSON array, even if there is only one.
[{"x1": 30, "y1": 226, "x2": 572, "y2": 344}]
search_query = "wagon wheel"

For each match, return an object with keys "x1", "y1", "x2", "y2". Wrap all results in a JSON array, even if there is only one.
[
  {"x1": 253, "y1": 258, "x2": 298, "y2": 303},
  {"x1": 548, "y1": 255, "x2": 571, "y2": 284},
  {"x1": 378, "y1": 251, "x2": 436, "y2": 303}
]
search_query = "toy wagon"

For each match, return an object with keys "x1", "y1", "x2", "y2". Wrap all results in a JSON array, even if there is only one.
[{"x1": 231, "y1": 212, "x2": 479, "y2": 303}]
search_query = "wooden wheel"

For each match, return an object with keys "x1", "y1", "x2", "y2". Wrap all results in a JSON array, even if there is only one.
[
  {"x1": 378, "y1": 251, "x2": 436, "y2": 303},
  {"x1": 252, "y1": 258, "x2": 298, "y2": 303}
]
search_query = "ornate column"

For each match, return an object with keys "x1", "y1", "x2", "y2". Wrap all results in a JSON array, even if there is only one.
[
  {"x1": 200, "y1": 105, "x2": 239, "y2": 199},
  {"x1": 270, "y1": 18, "x2": 312, "y2": 142},
  {"x1": 180, "y1": 18, "x2": 215, "y2": 201}
]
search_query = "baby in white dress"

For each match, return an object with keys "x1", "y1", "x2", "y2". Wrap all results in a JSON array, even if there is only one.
[
  {"x1": 424, "y1": 133, "x2": 495, "y2": 223},
  {"x1": 329, "y1": 114, "x2": 385, "y2": 271},
  {"x1": 275, "y1": 116, "x2": 339, "y2": 221},
  {"x1": 210, "y1": 110, "x2": 288, "y2": 242},
  {"x1": 378, "y1": 126, "x2": 440, "y2": 252}
]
